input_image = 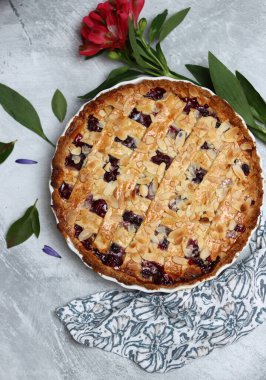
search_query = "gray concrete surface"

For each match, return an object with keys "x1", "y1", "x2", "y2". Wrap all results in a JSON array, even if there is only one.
[{"x1": 0, "y1": 0, "x2": 266, "y2": 379}]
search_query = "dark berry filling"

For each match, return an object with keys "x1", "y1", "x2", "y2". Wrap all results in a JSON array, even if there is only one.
[
  {"x1": 58, "y1": 182, "x2": 72, "y2": 200},
  {"x1": 167, "y1": 125, "x2": 181, "y2": 139},
  {"x1": 182, "y1": 97, "x2": 220, "y2": 126},
  {"x1": 65, "y1": 153, "x2": 86, "y2": 171},
  {"x1": 114, "y1": 135, "x2": 137, "y2": 150},
  {"x1": 74, "y1": 224, "x2": 83, "y2": 238},
  {"x1": 122, "y1": 210, "x2": 143, "y2": 231},
  {"x1": 82, "y1": 234, "x2": 96, "y2": 250},
  {"x1": 87, "y1": 114, "x2": 102, "y2": 132},
  {"x1": 158, "y1": 237, "x2": 169, "y2": 251},
  {"x1": 95, "y1": 243, "x2": 125, "y2": 268},
  {"x1": 241, "y1": 163, "x2": 250, "y2": 176},
  {"x1": 144, "y1": 87, "x2": 166, "y2": 101},
  {"x1": 151, "y1": 150, "x2": 173, "y2": 169},
  {"x1": 141, "y1": 260, "x2": 173, "y2": 285},
  {"x1": 182, "y1": 97, "x2": 210, "y2": 116},
  {"x1": 191, "y1": 167, "x2": 207, "y2": 184},
  {"x1": 135, "y1": 181, "x2": 156, "y2": 200},
  {"x1": 168, "y1": 195, "x2": 186, "y2": 211},
  {"x1": 154, "y1": 225, "x2": 171, "y2": 251},
  {"x1": 200, "y1": 141, "x2": 210, "y2": 150},
  {"x1": 185, "y1": 239, "x2": 200, "y2": 258},
  {"x1": 73, "y1": 133, "x2": 83, "y2": 146},
  {"x1": 188, "y1": 256, "x2": 220, "y2": 274},
  {"x1": 129, "y1": 108, "x2": 152, "y2": 128},
  {"x1": 86, "y1": 195, "x2": 108, "y2": 218},
  {"x1": 72, "y1": 134, "x2": 92, "y2": 151},
  {"x1": 103, "y1": 155, "x2": 120, "y2": 182},
  {"x1": 234, "y1": 224, "x2": 246, "y2": 233}
]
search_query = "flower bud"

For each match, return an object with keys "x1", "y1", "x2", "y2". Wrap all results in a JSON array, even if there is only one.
[
  {"x1": 107, "y1": 51, "x2": 121, "y2": 61},
  {"x1": 138, "y1": 18, "x2": 147, "y2": 34}
]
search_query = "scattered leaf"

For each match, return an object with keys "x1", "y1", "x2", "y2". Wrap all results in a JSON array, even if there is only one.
[
  {"x1": 51, "y1": 89, "x2": 67, "y2": 122},
  {"x1": 208, "y1": 52, "x2": 255, "y2": 127},
  {"x1": 159, "y1": 8, "x2": 190, "y2": 42},
  {"x1": 0, "y1": 83, "x2": 54, "y2": 146},
  {"x1": 185, "y1": 64, "x2": 214, "y2": 91},
  {"x1": 42, "y1": 245, "x2": 61, "y2": 258},
  {"x1": 149, "y1": 9, "x2": 168, "y2": 43},
  {"x1": 6, "y1": 200, "x2": 40, "y2": 248},
  {"x1": 0, "y1": 140, "x2": 16, "y2": 164},
  {"x1": 79, "y1": 66, "x2": 143, "y2": 99},
  {"x1": 15, "y1": 159, "x2": 38, "y2": 164},
  {"x1": 236, "y1": 71, "x2": 266, "y2": 125}
]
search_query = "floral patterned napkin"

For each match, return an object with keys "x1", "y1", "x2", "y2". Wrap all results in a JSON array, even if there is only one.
[{"x1": 56, "y1": 216, "x2": 266, "y2": 373}]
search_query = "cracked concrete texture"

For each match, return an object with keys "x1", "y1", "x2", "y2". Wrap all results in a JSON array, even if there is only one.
[{"x1": 0, "y1": 0, "x2": 266, "y2": 379}]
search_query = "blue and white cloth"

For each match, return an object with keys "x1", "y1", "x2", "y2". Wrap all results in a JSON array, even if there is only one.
[{"x1": 56, "y1": 217, "x2": 266, "y2": 373}]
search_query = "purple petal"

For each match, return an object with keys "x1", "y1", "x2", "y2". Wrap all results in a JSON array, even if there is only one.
[
  {"x1": 42, "y1": 245, "x2": 62, "y2": 258},
  {"x1": 15, "y1": 159, "x2": 38, "y2": 164}
]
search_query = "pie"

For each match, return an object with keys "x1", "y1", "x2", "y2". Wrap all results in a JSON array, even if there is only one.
[{"x1": 51, "y1": 79, "x2": 263, "y2": 290}]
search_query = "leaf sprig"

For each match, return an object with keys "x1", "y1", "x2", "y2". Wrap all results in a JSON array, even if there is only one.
[
  {"x1": 186, "y1": 53, "x2": 266, "y2": 143},
  {"x1": 5, "y1": 200, "x2": 40, "y2": 248},
  {"x1": 79, "y1": 5, "x2": 266, "y2": 144},
  {"x1": 79, "y1": 8, "x2": 193, "y2": 99}
]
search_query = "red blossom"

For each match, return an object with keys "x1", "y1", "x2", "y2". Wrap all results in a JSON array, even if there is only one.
[{"x1": 79, "y1": 0, "x2": 144, "y2": 57}]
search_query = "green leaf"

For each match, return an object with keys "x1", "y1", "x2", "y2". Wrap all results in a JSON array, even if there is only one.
[
  {"x1": 0, "y1": 140, "x2": 16, "y2": 164},
  {"x1": 0, "y1": 83, "x2": 54, "y2": 146},
  {"x1": 6, "y1": 200, "x2": 40, "y2": 248},
  {"x1": 52, "y1": 89, "x2": 67, "y2": 122},
  {"x1": 31, "y1": 207, "x2": 40, "y2": 238},
  {"x1": 79, "y1": 67, "x2": 143, "y2": 100},
  {"x1": 149, "y1": 9, "x2": 168, "y2": 43},
  {"x1": 236, "y1": 71, "x2": 266, "y2": 125},
  {"x1": 128, "y1": 19, "x2": 158, "y2": 71},
  {"x1": 159, "y1": 8, "x2": 190, "y2": 42},
  {"x1": 248, "y1": 126, "x2": 266, "y2": 143},
  {"x1": 156, "y1": 43, "x2": 168, "y2": 68},
  {"x1": 208, "y1": 52, "x2": 255, "y2": 127},
  {"x1": 185, "y1": 64, "x2": 214, "y2": 91}
]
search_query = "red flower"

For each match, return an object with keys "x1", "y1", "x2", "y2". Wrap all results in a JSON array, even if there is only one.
[{"x1": 80, "y1": 0, "x2": 145, "y2": 57}]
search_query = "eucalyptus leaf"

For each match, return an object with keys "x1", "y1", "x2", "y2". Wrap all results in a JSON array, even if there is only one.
[
  {"x1": 6, "y1": 200, "x2": 40, "y2": 248},
  {"x1": 52, "y1": 89, "x2": 67, "y2": 122},
  {"x1": 149, "y1": 9, "x2": 168, "y2": 43},
  {"x1": 0, "y1": 83, "x2": 54, "y2": 146},
  {"x1": 185, "y1": 64, "x2": 214, "y2": 91},
  {"x1": 79, "y1": 67, "x2": 143, "y2": 99},
  {"x1": 208, "y1": 52, "x2": 255, "y2": 127},
  {"x1": 236, "y1": 71, "x2": 266, "y2": 125},
  {"x1": 159, "y1": 8, "x2": 190, "y2": 42},
  {"x1": 0, "y1": 140, "x2": 16, "y2": 164}
]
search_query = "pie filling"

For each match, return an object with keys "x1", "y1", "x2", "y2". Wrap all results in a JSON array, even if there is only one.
[{"x1": 52, "y1": 80, "x2": 262, "y2": 288}]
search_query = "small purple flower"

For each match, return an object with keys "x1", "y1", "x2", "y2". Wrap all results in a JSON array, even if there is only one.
[
  {"x1": 42, "y1": 245, "x2": 61, "y2": 258},
  {"x1": 15, "y1": 159, "x2": 38, "y2": 164}
]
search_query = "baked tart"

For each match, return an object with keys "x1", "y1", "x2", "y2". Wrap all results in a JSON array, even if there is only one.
[{"x1": 51, "y1": 78, "x2": 263, "y2": 290}]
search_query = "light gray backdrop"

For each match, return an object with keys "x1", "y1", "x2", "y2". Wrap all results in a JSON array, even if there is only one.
[{"x1": 0, "y1": 0, "x2": 266, "y2": 379}]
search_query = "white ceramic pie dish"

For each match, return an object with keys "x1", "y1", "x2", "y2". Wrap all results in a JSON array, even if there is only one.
[{"x1": 50, "y1": 76, "x2": 264, "y2": 293}]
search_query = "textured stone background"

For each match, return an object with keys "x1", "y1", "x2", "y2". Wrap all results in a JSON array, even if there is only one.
[{"x1": 0, "y1": 0, "x2": 266, "y2": 379}]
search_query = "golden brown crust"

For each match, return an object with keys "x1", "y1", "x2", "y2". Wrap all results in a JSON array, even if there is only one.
[{"x1": 51, "y1": 79, "x2": 263, "y2": 290}]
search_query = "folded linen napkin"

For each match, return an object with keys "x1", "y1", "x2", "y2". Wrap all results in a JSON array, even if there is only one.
[{"x1": 56, "y1": 216, "x2": 266, "y2": 373}]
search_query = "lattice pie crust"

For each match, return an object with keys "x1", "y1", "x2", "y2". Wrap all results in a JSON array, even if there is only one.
[{"x1": 51, "y1": 80, "x2": 263, "y2": 290}]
